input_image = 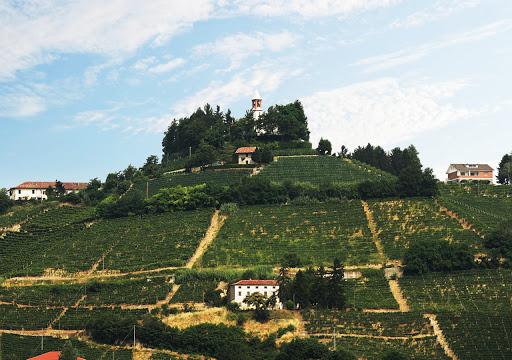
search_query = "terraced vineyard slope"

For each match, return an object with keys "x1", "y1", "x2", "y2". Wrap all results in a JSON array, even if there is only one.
[
  {"x1": 256, "y1": 156, "x2": 396, "y2": 185},
  {"x1": 202, "y1": 202, "x2": 380, "y2": 267}
]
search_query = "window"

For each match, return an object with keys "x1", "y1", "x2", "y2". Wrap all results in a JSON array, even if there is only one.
[
  {"x1": 460, "y1": 172, "x2": 466, "y2": 176},
  {"x1": 18, "y1": 190, "x2": 21, "y2": 194},
  {"x1": 255, "y1": 286, "x2": 258, "y2": 289},
  {"x1": 470, "y1": 171, "x2": 479, "y2": 176},
  {"x1": 32, "y1": 190, "x2": 35, "y2": 194},
  {"x1": 238, "y1": 292, "x2": 241, "y2": 296},
  {"x1": 264, "y1": 291, "x2": 267, "y2": 296},
  {"x1": 247, "y1": 286, "x2": 250, "y2": 289}
]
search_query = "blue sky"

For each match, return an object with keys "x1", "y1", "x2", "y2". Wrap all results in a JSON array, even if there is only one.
[{"x1": 1, "y1": 0, "x2": 511, "y2": 188}]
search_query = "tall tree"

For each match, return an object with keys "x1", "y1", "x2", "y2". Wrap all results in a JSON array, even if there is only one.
[
  {"x1": 339, "y1": 145, "x2": 349, "y2": 158},
  {"x1": 60, "y1": 340, "x2": 78, "y2": 360},
  {"x1": 497, "y1": 153, "x2": 512, "y2": 185},
  {"x1": 55, "y1": 180, "x2": 66, "y2": 196},
  {"x1": 141, "y1": 155, "x2": 160, "y2": 177},
  {"x1": 0, "y1": 188, "x2": 13, "y2": 213},
  {"x1": 317, "y1": 138, "x2": 332, "y2": 155},
  {"x1": 327, "y1": 258, "x2": 345, "y2": 309}
]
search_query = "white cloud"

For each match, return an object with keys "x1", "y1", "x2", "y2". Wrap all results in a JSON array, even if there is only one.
[
  {"x1": 0, "y1": 94, "x2": 46, "y2": 118},
  {"x1": 147, "y1": 58, "x2": 186, "y2": 74},
  {"x1": 301, "y1": 78, "x2": 475, "y2": 150},
  {"x1": 193, "y1": 31, "x2": 298, "y2": 70},
  {"x1": 128, "y1": 61, "x2": 303, "y2": 133},
  {"x1": 355, "y1": 19, "x2": 512, "y2": 72},
  {"x1": 391, "y1": 0, "x2": 480, "y2": 29},
  {"x1": 220, "y1": 0, "x2": 402, "y2": 18},
  {"x1": 0, "y1": 0, "x2": 214, "y2": 80}
]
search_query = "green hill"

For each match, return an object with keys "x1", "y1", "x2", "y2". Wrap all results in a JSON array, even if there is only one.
[{"x1": 1, "y1": 182, "x2": 511, "y2": 359}]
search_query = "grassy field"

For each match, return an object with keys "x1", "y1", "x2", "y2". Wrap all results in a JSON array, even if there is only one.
[
  {"x1": 202, "y1": 202, "x2": 379, "y2": 267},
  {"x1": 369, "y1": 198, "x2": 482, "y2": 259},
  {"x1": 256, "y1": 156, "x2": 396, "y2": 185}
]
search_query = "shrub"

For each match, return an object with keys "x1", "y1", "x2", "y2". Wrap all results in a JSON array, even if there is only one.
[
  {"x1": 146, "y1": 184, "x2": 215, "y2": 213},
  {"x1": 220, "y1": 202, "x2": 239, "y2": 215},
  {"x1": 403, "y1": 240, "x2": 474, "y2": 275},
  {"x1": 484, "y1": 220, "x2": 512, "y2": 266},
  {"x1": 281, "y1": 253, "x2": 302, "y2": 268},
  {"x1": 96, "y1": 191, "x2": 145, "y2": 218}
]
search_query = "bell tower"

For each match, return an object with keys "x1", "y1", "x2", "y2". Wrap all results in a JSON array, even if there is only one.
[{"x1": 251, "y1": 90, "x2": 262, "y2": 120}]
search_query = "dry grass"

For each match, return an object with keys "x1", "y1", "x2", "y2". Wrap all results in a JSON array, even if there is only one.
[{"x1": 162, "y1": 307, "x2": 235, "y2": 329}]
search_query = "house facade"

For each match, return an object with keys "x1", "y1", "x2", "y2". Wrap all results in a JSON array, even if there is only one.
[
  {"x1": 446, "y1": 164, "x2": 494, "y2": 183},
  {"x1": 9, "y1": 181, "x2": 88, "y2": 201},
  {"x1": 235, "y1": 147, "x2": 257, "y2": 165},
  {"x1": 228, "y1": 279, "x2": 283, "y2": 309}
]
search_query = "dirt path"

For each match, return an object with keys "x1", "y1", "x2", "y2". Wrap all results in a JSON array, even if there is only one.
[
  {"x1": 388, "y1": 280, "x2": 410, "y2": 312},
  {"x1": 425, "y1": 313, "x2": 459, "y2": 360},
  {"x1": 362, "y1": 308, "x2": 402, "y2": 313},
  {"x1": 361, "y1": 201, "x2": 386, "y2": 263},
  {"x1": 185, "y1": 210, "x2": 226, "y2": 269},
  {"x1": 48, "y1": 294, "x2": 87, "y2": 329},
  {"x1": 0, "y1": 329, "x2": 82, "y2": 337}
]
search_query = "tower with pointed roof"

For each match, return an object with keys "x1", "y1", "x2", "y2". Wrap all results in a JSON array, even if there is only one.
[{"x1": 251, "y1": 90, "x2": 262, "y2": 120}]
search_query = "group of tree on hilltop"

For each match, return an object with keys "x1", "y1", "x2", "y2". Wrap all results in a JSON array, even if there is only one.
[{"x1": 161, "y1": 101, "x2": 309, "y2": 165}]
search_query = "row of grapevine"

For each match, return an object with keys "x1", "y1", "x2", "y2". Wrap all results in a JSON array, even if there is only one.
[
  {"x1": 0, "y1": 210, "x2": 213, "y2": 276},
  {"x1": 369, "y1": 199, "x2": 482, "y2": 259},
  {"x1": 202, "y1": 202, "x2": 380, "y2": 267},
  {"x1": 256, "y1": 156, "x2": 396, "y2": 185},
  {"x1": 304, "y1": 310, "x2": 433, "y2": 337},
  {"x1": 399, "y1": 269, "x2": 512, "y2": 312},
  {"x1": 0, "y1": 333, "x2": 132, "y2": 359}
]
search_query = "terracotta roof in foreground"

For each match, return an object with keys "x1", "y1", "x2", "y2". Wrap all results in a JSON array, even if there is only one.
[
  {"x1": 28, "y1": 351, "x2": 85, "y2": 360},
  {"x1": 232, "y1": 279, "x2": 278, "y2": 286},
  {"x1": 235, "y1": 147, "x2": 257, "y2": 154},
  {"x1": 12, "y1": 181, "x2": 88, "y2": 190}
]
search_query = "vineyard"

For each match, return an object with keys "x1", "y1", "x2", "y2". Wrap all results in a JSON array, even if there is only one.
[
  {"x1": 202, "y1": 202, "x2": 380, "y2": 267},
  {"x1": 399, "y1": 269, "x2": 512, "y2": 312},
  {"x1": 0, "y1": 203, "x2": 48, "y2": 230},
  {"x1": 133, "y1": 169, "x2": 252, "y2": 197},
  {"x1": 439, "y1": 184, "x2": 512, "y2": 235},
  {"x1": 369, "y1": 198, "x2": 482, "y2": 259},
  {"x1": 0, "y1": 209, "x2": 213, "y2": 276},
  {"x1": 256, "y1": 156, "x2": 396, "y2": 185}
]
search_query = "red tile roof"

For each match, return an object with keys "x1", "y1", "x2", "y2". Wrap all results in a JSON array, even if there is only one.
[
  {"x1": 235, "y1": 147, "x2": 257, "y2": 154},
  {"x1": 28, "y1": 351, "x2": 85, "y2": 360},
  {"x1": 13, "y1": 182, "x2": 88, "y2": 190},
  {"x1": 232, "y1": 279, "x2": 278, "y2": 286}
]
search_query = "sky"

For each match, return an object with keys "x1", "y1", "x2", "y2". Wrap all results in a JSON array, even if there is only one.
[{"x1": 1, "y1": 0, "x2": 512, "y2": 188}]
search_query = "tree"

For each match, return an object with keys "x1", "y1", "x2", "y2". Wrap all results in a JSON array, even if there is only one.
[
  {"x1": 186, "y1": 143, "x2": 217, "y2": 168},
  {"x1": 484, "y1": 220, "x2": 512, "y2": 266},
  {"x1": 327, "y1": 258, "x2": 345, "y2": 309},
  {"x1": 0, "y1": 188, "x2": 13, "y2": 213},
  {"x1": 60, "y1": 340, "x2": 78, "y2": 360},
  {"x1": 381, "y1": 350, "x2": 407, "y2": 360},
  {"x1": 141, "y1": 155, "x2": 160, "y2": 177},
  {"x1": 317, "y1": 138, "x2": 332, "y2": 155},
  {"x1": 276, "y1": 338, "x2": 329, "y2": 360},
  {"x1": 497, "y1": 153, "x2": 512, "y2": 184},
  {"x1": 403, "y1": 240, "x2": 474, "y2": 275},
  {"x1": 281, "y1": 253, "x2": 301, "y2": 268},
  {"x1": 339, "y1": 145, "x2": 349, "y2": 158},
  {"x1": 243, "y1": 292, "x2": 275, "y2": 322},
  {"x1": 55, "y1": 180, "x2": 66, "y2": 196}
]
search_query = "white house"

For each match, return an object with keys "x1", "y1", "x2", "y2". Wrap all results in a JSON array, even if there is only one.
[
  {"x1": 235, "y1": 147, "x2": 257, "y2": 165},
  {"x1": 228, "y1": 279, "x2": 283, "y2": 310},
  {"x1": 9, "y1": 181, "x2": 88, "y2": 201}
]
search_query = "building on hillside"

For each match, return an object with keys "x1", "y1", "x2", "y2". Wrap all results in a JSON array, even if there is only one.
[
  {"x1": 229, "y1": 279, "x2": 283, "y2": 310},
  {"x1": 235, "y1": 147, "x2": 257, "y2": 165},
  {"x1": 251, "y1": 90, "x2": 262, "y2": 120},
  {"x1": 9, "y1": 181, "x2": 88, "y2": 201},
  {"x1": 446, "y1": 164, "x2": 494, "y2": 184},
  {"x1": 28, "y1": 351, "x2": 85, "y2": 360}
]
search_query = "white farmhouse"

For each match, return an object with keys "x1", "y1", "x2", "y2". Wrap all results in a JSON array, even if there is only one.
[
  {"x1": 235, "y1": 147, "x2": 257, "y2": 165},
  {"x1": 228, "y1": 279, "x2": 283, "y2": 310},
  {"x1": 9, "y1": 181, "x2": 88, "y2": 201}
]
